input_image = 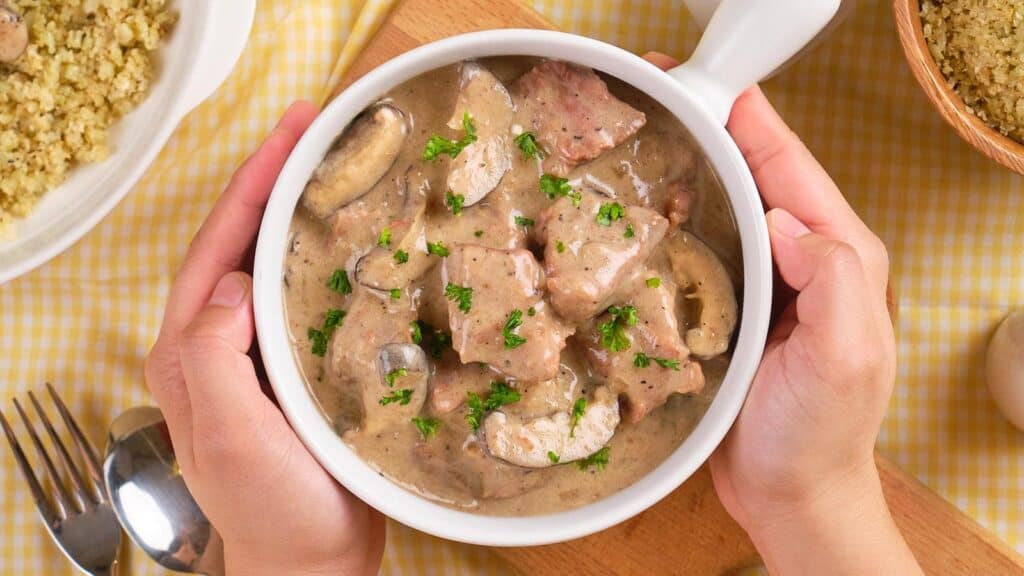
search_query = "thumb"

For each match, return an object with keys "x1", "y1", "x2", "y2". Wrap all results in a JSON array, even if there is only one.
[
  {"x1": 178, "y1": 272, "x2": 270, "y2": 467},
  {"x1": 767, "y1": 208, "x2": 876, "y2": 379}
]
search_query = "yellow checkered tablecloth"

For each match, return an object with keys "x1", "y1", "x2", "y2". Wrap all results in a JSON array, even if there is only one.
[{"x1": 1, "y1": 0, "x2": 1021, "y2": 573}]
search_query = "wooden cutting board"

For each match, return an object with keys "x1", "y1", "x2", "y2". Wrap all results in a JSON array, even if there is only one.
[{"x1": 331, "y1": 0, "x2": 1024, "y2": 573}]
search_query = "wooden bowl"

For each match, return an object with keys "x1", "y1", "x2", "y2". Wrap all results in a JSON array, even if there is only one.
[{"x1": 893, "y1": 0, "x2": 1024, "y2": 174}]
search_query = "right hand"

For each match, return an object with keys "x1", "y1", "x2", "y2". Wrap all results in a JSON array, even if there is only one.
[
  {"x1": 710, "y1": 85, "x2": 896, "y2": 534},
  {"x1": 644, "y1": 52, "x2": 918, "y2": 573},
  {"x1": 712, "y1": 88, "x2": 919, "y2": 572}
]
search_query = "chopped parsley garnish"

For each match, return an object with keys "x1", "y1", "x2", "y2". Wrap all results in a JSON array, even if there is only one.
[
  {"x1": 547, "y1": 451, "x2": 560, "y2": 464},
  {"x1": 597, "y1": 202, "x2": 626, "y2": 226},
  {"x1": 540, "y1": 174, "x2": 570, "y2": 199},
  {"x1": 377, "y1": 227, "x2": 392, "y2": 248},
  {"x1": 411, "y1": 321, "x2": 451, "y2": 358},
  {"x1": 539, "y1": 174, "x2": 582, "y2": 207},
  {"x1": 430, "y1": 331, "x2": 452, "y2": 358},
  {"x1": 323, "y1": 308, "x2": 345, "y2": 330},
  {"x1": 514, "y1": 215, "x2": 535, "y2": 228},
  {"x1": 633, "y1": 352, "x2": 682, "y2": 371},
  {"x1": 514, "y1": 132, "x2": 544, "y2": 160},
  {"x1": 327, "y1": 269, "x2": 353, "y2": 295},
  {"x1": 412, "y1": 417, "x2": 441, "y2": 440},
  {"x1": 422, "y1": 112, "x2": 478, "y2": 161},
  {"x1": 598, "y1": 305, "x2": 638, "y2": 352},
  {"x1": 380, "y1": 389, "x2": 414, "y2": 406},
  {"x1": 474, "y1": 229, "x2": 484, "y2": 238},
  {"x1": 427, "y1": 240, "x2": 450, "y2": 257},
  {"x1": 445, "y1": 190, "x2": 465, "y2": 215},
  {"x1": 307, "y1": 329, "x2": 329, "y2": 356},
  {"x1": 394, "y1": 250, "x2": 409, "y2": 264},
  {"x1": 389, "y1": 288, "x2": 402, "y2": 300},
  {"x1": 624, "y1": 223, "x2": 635, "y2": 238},
  {"x1": 385, "y1": 367, "x2": 408, "y2": 387},
  {"x1": 570, "y1": 397, "x2": 587, "y2": 438},
  {"x1": 308, "y1": 308, "x2": 346, "y2": 357},
  {"x1": 646, "y1": 277, "x2": 661, "y2": 288},
  {"x1": 527, "y1": 307, "x2": 536, "y2": 317},
  {"x1": 445, "y1": 282, "x2": 473, "y2": 313},
  {"x1": 502, "y1": 309, "x2": 527, "y2": 349},
  {"x1": 466, "y1": 381, "x2": 522, "y2": 431},
  {"x1": 577, "y1": 446, "x2": 610, "y2": 471},
  {"x1": 556, "y1": 240, "x2": 566, "y2": 254}
]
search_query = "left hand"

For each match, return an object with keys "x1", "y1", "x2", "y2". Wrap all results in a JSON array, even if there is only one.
[{"x1": 144, "y1": 102, "x2": 386, "y2": 576}]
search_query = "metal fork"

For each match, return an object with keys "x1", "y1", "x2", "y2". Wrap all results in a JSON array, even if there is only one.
[{"x1": 0, "y1": 383, "x2": 121, "y2": 575}]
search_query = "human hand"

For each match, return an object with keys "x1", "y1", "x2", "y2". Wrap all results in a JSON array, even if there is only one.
[
  {"x1": 644, "y1": 53, "x2": 919, "y2": 573},
  {"x1": 144, "y1": 102, "x2": 385, "y2": 576}
]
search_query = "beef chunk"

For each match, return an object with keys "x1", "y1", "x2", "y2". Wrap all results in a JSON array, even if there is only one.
[
  {"x1": 329, "y1": 287, "x2": 424, "y2": 433},
  {"x1": 511, "y1": 61, "x2": 647, "y2": 176},
  {"x1": 665, "y1": 179, "x2": 696, "y2": 228},
  {"x1": 537, "y1": 189, "x2": 669, "y2": 323},
  {"x1": 429, "y1": 352, "x2": 496, "y2": 414},
  {"x1": 442, "y1": 244, "x2": 573, "y2": 382},
  {"x1": 578, "y1": 269, "x2": 704, "y2": 422}
]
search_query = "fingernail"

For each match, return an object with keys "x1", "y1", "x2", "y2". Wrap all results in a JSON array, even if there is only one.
[
  {"x1": 208, "y1": 273, "x2": 247, "y2": 308},
  {"x1": 768, "y1": 209, "x2": 811, "y2": 239}
]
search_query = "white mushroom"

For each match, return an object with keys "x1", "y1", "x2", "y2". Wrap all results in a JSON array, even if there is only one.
[
  {"x1": 445, "y1": 62, "x2": 514, "y2": 207},
  {"x1": 354, "y1": 169, "x2": 435, "y2": 290},
  {"x1": 302, "y1": 103, "x2": 408, "y2": 220},
  {"x1": 377, "y1": 343, "x2": 429, "y2": 387},
  {"x1": 357, "y1": 343, "x2": 429, "y2": 434},
  {"x1": 986, "y1": 309, "x2": 1024, "y2": 432},
  {"x1": 0, "y1": 5, "x2": 28, "y2": 64},
  {"x1": 482, "y1": 387, "x2": 619, "y2": 468},
  {"x1": 666, "y1": 230, "x2": 738, "y2": 358}
]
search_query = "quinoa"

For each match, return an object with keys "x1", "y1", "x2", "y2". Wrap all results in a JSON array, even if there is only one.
[
  {"x1": 0, "y1": 0, "x2": 174, "y2": 228},
  {"x1": 921, "y1": 0, "x2": 1024, "y2": 143}
]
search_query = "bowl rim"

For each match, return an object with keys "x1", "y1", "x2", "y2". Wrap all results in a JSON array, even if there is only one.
[
  {"x1": 253, "y1": 28, "x2": 773, "y2": 546},
  {"x1": 892, "y1": 0, "x2": 1024, "y2": 175}
]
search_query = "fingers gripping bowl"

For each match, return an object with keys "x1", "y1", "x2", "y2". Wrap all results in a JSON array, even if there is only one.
[{"x1": 255, "y1": 2, "x2": 836, "y2": 546}]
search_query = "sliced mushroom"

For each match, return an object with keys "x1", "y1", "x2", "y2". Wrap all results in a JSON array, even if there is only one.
[
  {"x1": 666, "y1": 230, "x2": 738, "y2": 358},
  {"x1": 446, "y1": 62, "x2": 514, "y2": 207},
  {"x1": 302, "y1": 103, "x2": 408, "y2": 220},
  {"x1": 482, "y1": 386, "x2": 619, "y2": 468},
  {"x1": 414, "y1": 439, "x2": 544, "y2": 501},
  {"x1": 356, "y1": 343, "x2": 428, "y2": 434},
  {"x1": 377, "y1": 343, "x2": 429, "y2": 387},
  {"x1": 0, "y1": 5, "x2": 28, "y2": 63},
  {"x1": 355, "y1": 169, "x2": 435, "y2": 290}
]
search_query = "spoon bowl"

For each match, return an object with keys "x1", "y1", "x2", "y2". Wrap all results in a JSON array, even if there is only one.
[{"x1": 103, "y1": 407, "x2": 223, "y2": 575}]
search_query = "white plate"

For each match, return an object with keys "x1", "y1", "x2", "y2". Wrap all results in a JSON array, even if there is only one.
[{"x1": 0, "y1": 0, "x2": 256, "y2": 284}]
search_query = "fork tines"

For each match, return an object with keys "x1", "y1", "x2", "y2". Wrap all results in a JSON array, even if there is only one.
[{"x1": 0, "y1": 383, "x2": 107, "y2": 526}]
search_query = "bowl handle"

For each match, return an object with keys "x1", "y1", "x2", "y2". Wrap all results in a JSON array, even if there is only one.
[
  {"x1": 177, "y1": 0, "x2": 258, "y2": 117},
  {"x1": 669, "y1": 0, "x2": 840, "y2": 125}
]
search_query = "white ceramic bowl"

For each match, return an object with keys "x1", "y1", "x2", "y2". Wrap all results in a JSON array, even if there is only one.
[
  {"x1": 0, "y1": 0, "x2": 256, "y2": 284},
  {"x1": 254, "y1": 0, "x2": 838, "y2": 547}
]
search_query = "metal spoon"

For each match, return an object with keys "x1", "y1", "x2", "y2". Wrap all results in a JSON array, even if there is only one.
[{"x1": 102, "y1": 407, "x2": 224, "y2": 575}]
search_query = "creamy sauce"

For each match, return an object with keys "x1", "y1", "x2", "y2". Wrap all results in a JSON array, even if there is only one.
[{"x1": 283, "y1": 57, "x2": 742, "y2": 516}]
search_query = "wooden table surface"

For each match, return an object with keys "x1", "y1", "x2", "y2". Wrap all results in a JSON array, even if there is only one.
[{"x1": 332, "y1": 0, "x2": 1024, "y2": 573}]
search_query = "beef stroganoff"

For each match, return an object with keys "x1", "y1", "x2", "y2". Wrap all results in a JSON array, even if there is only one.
[{"x1": 284, "y1": 57, "x2": 741, "y2": 515}]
